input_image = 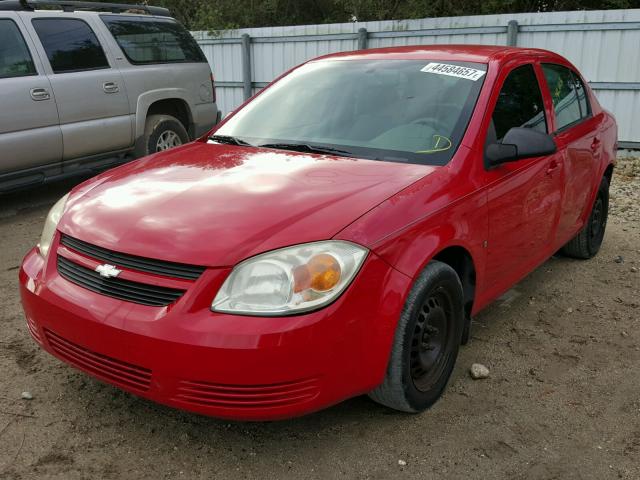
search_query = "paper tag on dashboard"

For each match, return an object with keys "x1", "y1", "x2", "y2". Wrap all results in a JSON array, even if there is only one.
[{"x1": 421, "y1": 63, "x2": 486, "y2": 81}]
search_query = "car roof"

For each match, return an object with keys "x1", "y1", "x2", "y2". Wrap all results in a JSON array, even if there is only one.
[{"x1": 312, "y1": 44, "x2": 566, "y2": 65}]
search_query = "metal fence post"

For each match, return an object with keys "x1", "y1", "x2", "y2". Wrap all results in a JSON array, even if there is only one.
[
  {"x1": 506, "y1": 20, "x2": 518, "y2": 46},
  {"x1": 357, "y1": 27, "x2": 368, "y2": 50},
  {"x1": 241, "y1": 33, "x2": 252, "y2": 101}
]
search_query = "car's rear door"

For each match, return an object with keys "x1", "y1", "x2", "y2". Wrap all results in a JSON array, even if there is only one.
[
  {"x1": 0, "y1": 13, "x2": 62, "y2": 177},
  {"x1": 21, "y1": 12, "x2": 132, "y2": 163},
  {"x1": 540, "y1": 63, "x2": 603, "y2": 244},
  {"x1": 482, "y1": 61, "x2": 564, "y2": 299}
]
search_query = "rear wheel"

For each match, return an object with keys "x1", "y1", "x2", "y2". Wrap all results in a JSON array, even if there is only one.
[
  {"x1": 369, "y1": 261, "x2": 464, "y2": 413},
  {"x1": 561, "y1": 176, "x2": 609, "y2": 259},
  {"x1": 140, "y1": 114, "x2": 189, "y2": 157}
]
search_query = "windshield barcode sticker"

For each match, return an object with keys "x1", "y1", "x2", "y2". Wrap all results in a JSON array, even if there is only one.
[{"x1": 421, "y1": 63, "x2": 486, "y2": 81}]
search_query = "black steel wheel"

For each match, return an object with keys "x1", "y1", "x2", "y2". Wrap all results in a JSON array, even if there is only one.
[
  {"x1": 410, "y1": 288, "x2": 456, "y2": 393},
  {"x1": 561, "y1": 175, "x2": 609, "y2": 259},
  {"x1": 588, "y1": 194, "x2": 606, "y2": 252},
  {"x1": 369, "y1": 260, "x2": 464, "y2": 413}
]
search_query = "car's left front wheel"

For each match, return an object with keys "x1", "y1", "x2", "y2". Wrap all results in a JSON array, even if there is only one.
[{"x1": 368, "y1": 260, "x2": 464, "y2": 413}]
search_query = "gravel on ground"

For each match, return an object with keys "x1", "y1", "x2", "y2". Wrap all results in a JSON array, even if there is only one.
[{"x1": 0, "y1": 157, "x2": 638, "y2": 480}]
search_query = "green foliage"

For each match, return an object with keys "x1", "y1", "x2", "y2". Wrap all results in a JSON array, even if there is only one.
[{"x1": 124, "y1": 0, "x2": 640, "y2": 30}]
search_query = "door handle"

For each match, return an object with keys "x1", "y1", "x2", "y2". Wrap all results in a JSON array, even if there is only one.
[
  {"x1": 103, "y1": 81, "x2": 119, "y2": 94},
  {"x1": 545, "y1": 160, "x2": 559, "y2": 175},
  {"x1": 591, "y1": 137, "x2": 601, "y2": 152},
  {"x1": 30, "y1": 88, "x2": 51, "y2": 101}
]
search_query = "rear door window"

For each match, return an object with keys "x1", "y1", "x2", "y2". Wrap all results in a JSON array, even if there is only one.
[
  {"x1": 542, "y1": 64, "x2": 589, "y2": 131},
  {"x1": 32, "y1": 18, "x2": 109, "y2": 73},
  {"x1": 490, "y1": 64, "x2": 547, "y2": 142},
  {"x1": 0, "y1": 19, "x2": 36, "y2": 78},
  {"x1": 101, "y1": 16, "x2": 206, "y2": 65}
]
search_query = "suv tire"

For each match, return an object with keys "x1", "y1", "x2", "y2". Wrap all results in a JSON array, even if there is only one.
[
  {"x1": 140, "y1": 114, "x2": 189, "y2": 156},
  {"x1": 368, "y1": 260, "x2": 465, "y2": 413}
]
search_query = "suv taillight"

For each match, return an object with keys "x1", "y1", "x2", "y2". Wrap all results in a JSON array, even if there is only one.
[{"x1": 210, "y1": 73, "x2": 216, "y2": 103}]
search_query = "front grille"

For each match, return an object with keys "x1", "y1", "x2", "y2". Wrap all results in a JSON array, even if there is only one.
[
  {"x1": 60, "y1": 234, "x2": 205, "y2": 280},
  {"x1": 57, "y1": 256, "x2": 185, "y2": 307},
  {"x1": 172, "y1": 378, "x2": 321, "y2": 409},
  {"x1": 44, "y1": 329, "x2": 152, "y2": 392}
]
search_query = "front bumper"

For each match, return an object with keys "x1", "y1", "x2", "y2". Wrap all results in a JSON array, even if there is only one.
[{"x1": 20, "y1": 245, "x2": 411, "y2": 420}]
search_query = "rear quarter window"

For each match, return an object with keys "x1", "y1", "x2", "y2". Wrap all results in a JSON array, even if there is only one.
[{"x1": 101, "y1": 15, "x2": 206, "y2": 65}]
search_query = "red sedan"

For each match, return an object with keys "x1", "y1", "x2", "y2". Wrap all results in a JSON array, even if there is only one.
[{"x1": 20, "y1": 45, "x2": 616, "y2": 420}]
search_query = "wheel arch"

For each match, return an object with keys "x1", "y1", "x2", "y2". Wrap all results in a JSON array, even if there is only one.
[
  {"x1": 579, "y1": 160, "x2": 615, "y2": 224},
  {"x1": 431, "y1": 245, "x2": 477, "y2": 321},
  {"x1": 146, "y1": 99, "x2": 192, "y2": 136},
  {"x1": 603, "y1": 162, "x2": 614, "y2": 184},
  {"x1": 135, "y1": 90, "x2": 196, "y2": 143}
]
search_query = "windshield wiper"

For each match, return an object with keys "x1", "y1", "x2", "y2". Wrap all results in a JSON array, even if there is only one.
[
  {"x1": 210, "y1": 137, "x2": 359, "y2": 158},
  {"x1": 209, "y1": 135, "x2": 253, "y2": 146},
  {"x1": 258, "y1": 142, "x2": 354, "y2": 157}
]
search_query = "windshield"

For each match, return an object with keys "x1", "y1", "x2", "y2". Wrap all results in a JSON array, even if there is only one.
[{"x1": 214, "y1": 59, "x2": 486, "y2": 165}]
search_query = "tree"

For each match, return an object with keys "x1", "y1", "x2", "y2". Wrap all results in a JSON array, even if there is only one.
[{"x1": 114, "y1": 0, "x2": 640, "y2": 30}]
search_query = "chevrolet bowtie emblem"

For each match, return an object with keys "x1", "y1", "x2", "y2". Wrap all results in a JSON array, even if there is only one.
[{"x1": 95, "y1": 264, "x2": 122, "y2": 278}]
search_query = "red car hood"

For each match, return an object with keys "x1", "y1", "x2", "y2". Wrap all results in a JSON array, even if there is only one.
[{"x1": 59, "y1": 142, "x2": 434, "y2": 267}]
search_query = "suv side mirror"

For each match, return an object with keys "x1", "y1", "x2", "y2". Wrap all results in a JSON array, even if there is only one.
[{"x1": 486, "y1": 127, "x2": 557, "y2": 167}]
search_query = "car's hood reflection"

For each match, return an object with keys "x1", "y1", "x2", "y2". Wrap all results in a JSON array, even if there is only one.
[{"x1": 59, "y1": 142, "x2": 435, "y2": 267}]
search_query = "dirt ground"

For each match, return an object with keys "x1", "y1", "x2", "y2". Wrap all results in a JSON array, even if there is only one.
[{"x1": 0, "y1": 158, "x2": 638, "y2": 480}]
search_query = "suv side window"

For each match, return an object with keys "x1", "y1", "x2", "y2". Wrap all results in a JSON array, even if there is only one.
[
  {"x1": 542, "y1": 63, "x2": 590, "y2": 131},
  {"x1": 490, "y1": 64, "x2": 547, "y2": 142},
  {"x1": 0, "y1": 19, "x2": 36, "y2": 79},
  {"x1": 101, "y1": 16, "x2": 207, "y2": 65},
  {"x1": 32, "y1": 18, "x2": 109, "y2": 73}
]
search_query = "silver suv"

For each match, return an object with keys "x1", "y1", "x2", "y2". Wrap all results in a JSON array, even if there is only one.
[{"x1": 0, "y1": 0, "x2": 219, "y2": 192}]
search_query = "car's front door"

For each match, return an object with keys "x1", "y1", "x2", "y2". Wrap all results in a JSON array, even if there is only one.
[
  {"x1": 482, "y1": 62, "x2": 564, "y2": 300},
  {"x1": 540, "y1": 63, "x2": 602, "y2": 245},
  {"x1": 22, "y1": 14, "x2": 132, "y2": 163},
  {"x1": 0, "y1": 15, "x2": 62, "y2": 177}
]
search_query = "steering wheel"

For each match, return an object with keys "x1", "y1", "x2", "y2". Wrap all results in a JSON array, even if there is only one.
[
  {"x1": 410, "y1": 117, "x2": 442, "y2": 130},
  {"x1": 411, "y1": 103, "x2": 462, "y2": 131}
]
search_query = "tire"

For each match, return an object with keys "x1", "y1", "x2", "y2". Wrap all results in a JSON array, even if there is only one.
[
  {"x1": 561, "y1": 176, "x2": 609, "y2": 259},
  {"x1": 369, "y1": 260, "x2": 465, "y2": 413},
  {"x1": 460, "y1": 313, "x2": 472, "y2": 346},
  {"x1": 139, "y1": 114, "x2": 189, "y2": 157}
]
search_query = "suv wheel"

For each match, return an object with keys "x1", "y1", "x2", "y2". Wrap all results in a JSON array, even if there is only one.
[
  {"x1": 141, "y1": 114, "x2": 189, "y2": 156},
  {"x1": 368, "y1": 260, "x2": 464, "y2": 413}
]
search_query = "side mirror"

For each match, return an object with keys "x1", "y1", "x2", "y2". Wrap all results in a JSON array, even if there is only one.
[{"x1": 486, "y1": 127, "x2": 557, "y2": 167}]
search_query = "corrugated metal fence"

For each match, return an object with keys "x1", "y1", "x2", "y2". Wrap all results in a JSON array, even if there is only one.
[{"x1": 192, "y1": 9, "x2": 640, "y2": 147}]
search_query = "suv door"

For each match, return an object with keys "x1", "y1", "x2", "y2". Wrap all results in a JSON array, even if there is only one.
[
  {"x1": 23, "y1": 14, "x2": 132, "y2": 163},
  {"x1": 0, "y1": 15, "x2": 62, "y2": 177},
  {"x1": 541, "y1": 63, "x2": 602, "y2": 244},
  {"x1": 483, "y1": 63, "x2": 564, "y2": 295}
]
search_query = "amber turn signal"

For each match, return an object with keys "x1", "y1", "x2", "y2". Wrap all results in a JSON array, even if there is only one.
[{"x1": 293, "y1": 253, "x2": 342, "y2": 293}]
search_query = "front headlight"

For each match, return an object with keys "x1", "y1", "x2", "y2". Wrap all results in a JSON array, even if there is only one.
[
  {"x1": 212, "y1": 241, "x2": 368, "y2": 315},
  {"x1": 38, "y1": 193, "x2": 69, "y2": 258}
]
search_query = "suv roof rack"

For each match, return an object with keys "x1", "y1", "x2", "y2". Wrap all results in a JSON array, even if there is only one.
[{"x1": 0, "y1": 0, "x2": 171, "y2": 16}]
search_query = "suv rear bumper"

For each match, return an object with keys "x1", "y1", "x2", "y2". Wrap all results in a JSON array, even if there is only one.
[{"x1": 194, "y1": 103, "x2": 219, "y2": 138}]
